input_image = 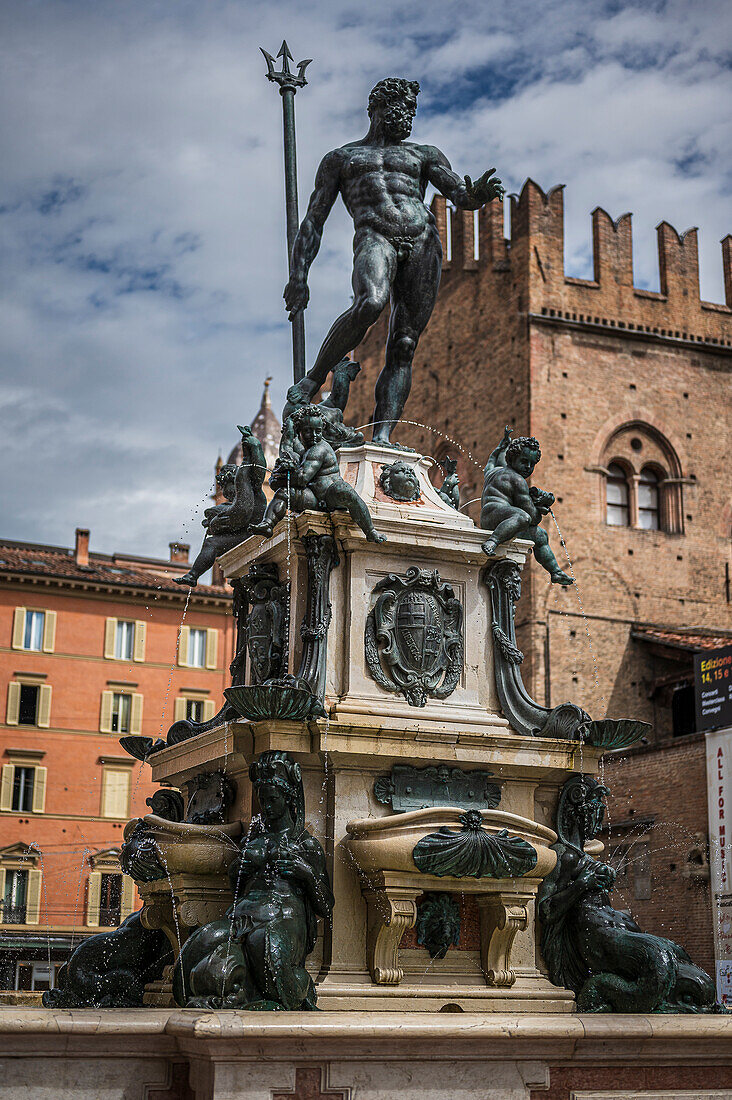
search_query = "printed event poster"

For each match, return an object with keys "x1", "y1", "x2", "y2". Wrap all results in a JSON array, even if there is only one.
[{"x1": 706, "y1": 726, "x2": 732, "y2": 1003}]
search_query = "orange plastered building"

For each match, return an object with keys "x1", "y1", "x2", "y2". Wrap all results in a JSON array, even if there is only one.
[{"x1": 0, "y1": 529, "x2": 232, "y2": 995}]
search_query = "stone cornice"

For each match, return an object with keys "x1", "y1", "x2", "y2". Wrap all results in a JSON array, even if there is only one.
[{"x1": 530, "y1": 311, "x2": 732, "y2": 360}]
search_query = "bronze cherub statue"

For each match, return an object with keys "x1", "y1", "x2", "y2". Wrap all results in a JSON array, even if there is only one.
[
  {"x1": 480, "y1": 427, "x2": 572, "y2": 585},
  {"x1": 252, "y1": 405, "x2": 386, "y2": 544}
]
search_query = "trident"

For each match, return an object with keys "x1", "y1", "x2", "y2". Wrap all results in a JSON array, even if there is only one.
[{"x1": 261, "y1": 41, "x2": 312, "y2": 384}]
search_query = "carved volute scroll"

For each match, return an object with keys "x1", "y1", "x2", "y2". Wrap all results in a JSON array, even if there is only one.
[
  {"x1": 477, "y1": 893, "x2": 531, "y2": 988},
  {"x1": 362, "y1": 878, "x2": 419, "y2": 985},
  {"x1": 485, "y1": 558, "x2": 589, "y2": 739}
]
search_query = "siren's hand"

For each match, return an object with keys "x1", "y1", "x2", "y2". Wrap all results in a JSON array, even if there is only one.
[
  {"x1": 274, "y1": 853, "x2": 313, "y2": 884},
  {"x1": 464, "y1": 168, "x2": 505, "y2": 206},
  {"x1": 284, "y1": 277, "x2": 309, "y2": 319}
]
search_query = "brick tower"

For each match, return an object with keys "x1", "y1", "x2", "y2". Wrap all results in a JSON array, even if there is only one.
[{"x1": 350, "y1": 180, "x2": 732, "y2": 975}]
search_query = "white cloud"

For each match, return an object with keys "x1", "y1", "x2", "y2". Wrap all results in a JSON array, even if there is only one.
[{"x1": 1, "y1": 0, "x2": 730, "y2": 556}]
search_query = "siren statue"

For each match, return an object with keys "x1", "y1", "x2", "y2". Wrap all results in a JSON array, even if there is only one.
[
  {"x1": 538, "y1": 776, "x2": 718, "y2": 1013},
  {"x1": 173, "y1": 750, "x2": 334, "y2": 1010},
  {"x1": 284, "y1": 77, "x2": 504, "y2": 445}
]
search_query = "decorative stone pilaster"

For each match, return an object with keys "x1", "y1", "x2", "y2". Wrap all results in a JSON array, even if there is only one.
[{"x1": 297, "y1": 532, "x2": 339, "y2": 703}]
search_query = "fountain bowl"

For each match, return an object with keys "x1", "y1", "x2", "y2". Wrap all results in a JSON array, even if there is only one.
[
  {"x1": 345, "y1": 806, "x2": 558, "y2": 880},
  {"x1": 580, "y1": 718, "x2": 650, "y2": 750},
  {"x1": 224, "y1": 683, "x2": 326, "y2": 722},
  {"x1": 123, "y1": 814, "x2": 242, "y2": 877}
]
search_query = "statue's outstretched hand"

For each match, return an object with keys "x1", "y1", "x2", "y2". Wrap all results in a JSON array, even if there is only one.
[
  {"x1": 464, "y1": 168, "x2": 505, "y2": 206},
  {"x1": 284, "y1": 277, "x2": 309, "y2": 319},
  {"x1": 274, "y1": 853, "x2": 313, "y2": 884}
]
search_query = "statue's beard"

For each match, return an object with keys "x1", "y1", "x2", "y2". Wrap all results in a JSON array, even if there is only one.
[{"x1": 381, "y1": 109, "x2": 413, "y2": 139}]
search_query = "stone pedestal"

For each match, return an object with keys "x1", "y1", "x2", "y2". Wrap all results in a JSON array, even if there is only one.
[{"x1": 142, "y1": 444, "x2": 600, "y2": 1012}]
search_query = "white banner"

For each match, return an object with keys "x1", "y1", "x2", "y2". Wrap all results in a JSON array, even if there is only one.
[{"x1": 705, "y1": 726, "x2": 732, "y2": 1004}]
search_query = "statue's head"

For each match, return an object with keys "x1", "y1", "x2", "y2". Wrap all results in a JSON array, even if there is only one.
[
  {"x1": 368, "y1": 77, "x2": 420, "y2": 140},
  {"x1": 249, "y1": 750, "x2": 305, "y2": 833},
  {"x1": 557, "y1": 775, "x2": 609, "y2": 848},
  {"x1": 292, "y1": 404, "x2": 324, "y2": 446},
  {"x1": 505, "y1": 436, "x2": 541, "y2": 479},
  {"x1": 379, "y1": 459, "x2": 421, "y2": 502}
]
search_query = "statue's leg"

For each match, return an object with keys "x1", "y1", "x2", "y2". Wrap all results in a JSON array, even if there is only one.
[
  {"x1": 326, "y1": 482, "x2": 386, "y2": 543},
  {"x1": 373, "y1": 228, "x2": 442, "y2": 444},
  {"x1": 532, "y1": 527, "x2": 574, "y2": 585},
  {"x1": 245, "y1": 925, "x2": 312, "y2": 1009},
  {"x1": 305, "y1": 230, "x2": 396, "y2": 389},
  {"x1": 251, "y1": 492, "x2": 288, "y2": 536},
  {"x1": 481, "y1": 506, "x2": 532, "y2": 555},
  {"x1": 174, "y1": 534, "x2": 239, "y2": 586}
]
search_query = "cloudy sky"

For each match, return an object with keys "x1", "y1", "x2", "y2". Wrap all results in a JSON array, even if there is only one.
[{"x1": 1, "y1": 0, "x2": 730, "y2": 559}]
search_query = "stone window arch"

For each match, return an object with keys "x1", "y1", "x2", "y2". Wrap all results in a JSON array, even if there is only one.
[{"x1": 597, "y1": 421, "x2": 685, "y2": 534}]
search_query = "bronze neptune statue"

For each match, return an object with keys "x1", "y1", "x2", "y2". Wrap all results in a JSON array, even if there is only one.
[
  {"x1": 284, "y1": 78, "x2": 504, "y2": 445},
  {"x1": 173, "y1": 750, "x2": 333, "y2": 1009}
]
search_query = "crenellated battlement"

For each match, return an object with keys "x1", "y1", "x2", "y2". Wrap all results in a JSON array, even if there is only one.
[{"x1": 432, "y1": 181, "x2": 732, "y2": 347}]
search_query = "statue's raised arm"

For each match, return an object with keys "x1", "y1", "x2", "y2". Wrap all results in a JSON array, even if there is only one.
[{"x1": 424, "y1": 148, "x2": 504, "y2": 210}]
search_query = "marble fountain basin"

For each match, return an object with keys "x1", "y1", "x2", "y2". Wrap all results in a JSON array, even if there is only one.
[
  {"x1": 345, "y1": 807, "x2": 558, "y2": 880},
  {"x1": 123, "y1": 814, "x2": 242, "y2": 877}
]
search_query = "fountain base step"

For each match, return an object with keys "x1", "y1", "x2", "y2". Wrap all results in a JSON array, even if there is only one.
[{"x1": 2, "y1": 1009, "x2": 731, "y2": 1100}]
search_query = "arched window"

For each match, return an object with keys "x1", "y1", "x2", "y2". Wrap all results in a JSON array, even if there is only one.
[
  {"x1": 638, "y1": 467, "x2": 660, "y2": 530},
  {"x1": 596, "y1": 421, "x2": 684, "y2": 535},
  {"x1": 606, "y1": 463, "x2": 630, "y2": 526}
]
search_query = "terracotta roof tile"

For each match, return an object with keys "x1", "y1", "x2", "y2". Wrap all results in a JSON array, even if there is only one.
[
  {"x1": 631, "y1": 624, "x2": 732, "y2": 652},
  {"x1": 0, "y1": 540, "x2": 227, "y2": 597}
]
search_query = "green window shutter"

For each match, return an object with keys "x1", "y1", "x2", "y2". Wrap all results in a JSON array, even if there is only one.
[
  {"x1": 42, "y1": 611, "x2": 57, "y2": 653},
  {"x1": 205, "y1": 629, "x2": 218, "y2": 670},
  {"x1": 104, "y1": 618, "x2": 117, "y2": 659},
  {"x1": 32, "y1": 766, "x2": 47, "y2": 813},
  {"x1": 12, "y1": 608, "x2": 26, "y2": 650},
  {"x1": 100, "y1": 691, "x2": 113, "y2": 733},
  {"x1": 178, "y1": 626, "x2": 190, "y2": 667},
  {"x1": 37, "y1": 685, "x2": 52, "y2": 728},
  {"x1": 86, "y1": 871, "x2": 102, "y2": 927},
  {"x1": 203, "y1": 699, "x2": 216, "y2": 722},
  {"x1": 130, "y1": 693, "x2": 143, "y2": 735},
  {"x1": 174, "y1": 697, "x2": 187, "y2": 722},
  {"x1": 6, "y1": 682, "x2": 20, "y2": 726},
  {"x1": 0, "y1": 765, "x2": 14, "y2": 811},
  {"x1": 25, "y1": 869, "x2": 43, "y2": 925},
  {"x1": 120, "y1": 875, "x2": 136, "y2": 922},
  {"x1": 133, "y1": 620, "x2": 146, "y2": 663}
]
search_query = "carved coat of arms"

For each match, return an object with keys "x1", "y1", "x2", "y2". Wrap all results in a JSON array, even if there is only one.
[{"x1": 365, "y1": 567, "x2": 463, "y2": 707}]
